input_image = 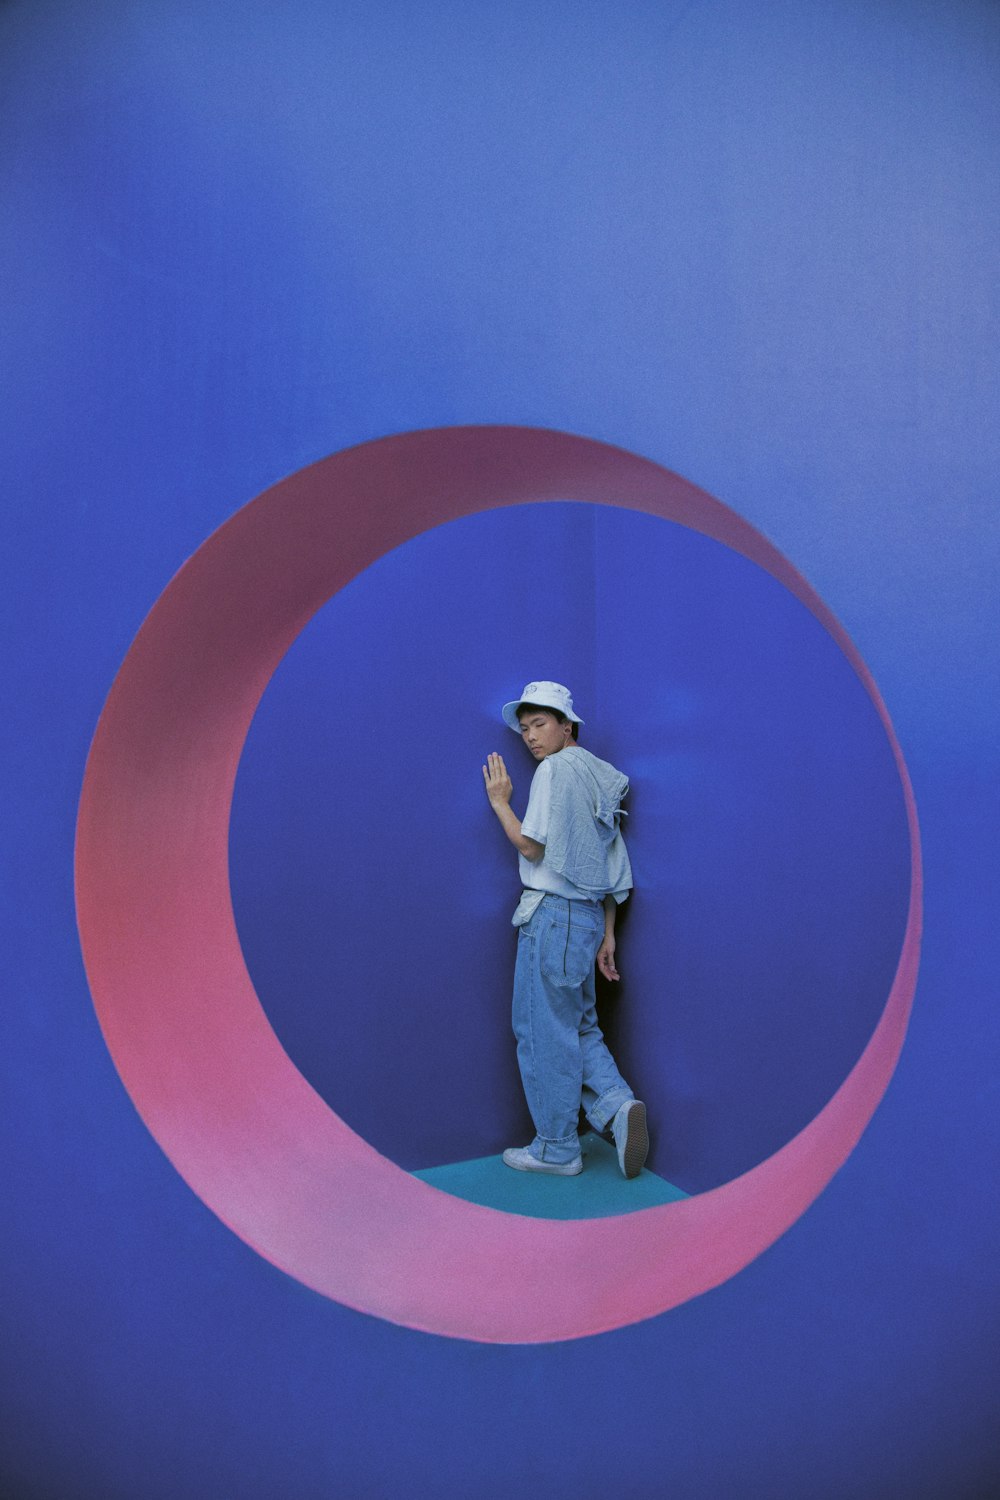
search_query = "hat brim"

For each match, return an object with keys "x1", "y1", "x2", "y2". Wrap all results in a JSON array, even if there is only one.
[{"x1": 501, "y1": 698, "x2": 583, "y2": 732}]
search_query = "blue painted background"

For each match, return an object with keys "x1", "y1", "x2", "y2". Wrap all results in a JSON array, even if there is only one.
[{"x1": 3, "y1": 2, "x2": 998, "y2": 1497}]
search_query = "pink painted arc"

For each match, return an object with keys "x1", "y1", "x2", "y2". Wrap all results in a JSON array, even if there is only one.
[{"x1": 74, "y1": 426, "x2": 921, "y2": 1343}]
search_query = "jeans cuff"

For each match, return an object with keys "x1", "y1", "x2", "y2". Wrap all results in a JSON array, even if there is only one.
[
  {"x1": 531, "y1": 1132, "x2": 581, "y2": 1164},
  {"x1": 586, "y1": 1087, "x2": 634, "y2": 1133}
]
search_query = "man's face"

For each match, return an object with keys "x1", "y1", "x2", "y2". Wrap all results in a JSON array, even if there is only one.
[{"x1": 517, "y1": 708, "x2": 574, "y2": 759}]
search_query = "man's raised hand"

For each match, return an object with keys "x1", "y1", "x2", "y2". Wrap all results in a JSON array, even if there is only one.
[{"x1": 483, "y1": 752, "x2": 514, "y2": 809}]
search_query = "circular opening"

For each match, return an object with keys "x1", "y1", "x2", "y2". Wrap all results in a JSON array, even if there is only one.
[{"x1": 75, "y1": 427, "x2": 921, "y2": 1343}]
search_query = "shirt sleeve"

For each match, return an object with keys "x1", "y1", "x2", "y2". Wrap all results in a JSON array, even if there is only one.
[{"x1": 520, "y1": 759, "x2": 551, "y2": 844}]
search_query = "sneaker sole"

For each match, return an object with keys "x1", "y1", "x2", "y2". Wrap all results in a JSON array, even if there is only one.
[{"x1": 620, "y1": 1102, "x2": 648, "y2": 1179}]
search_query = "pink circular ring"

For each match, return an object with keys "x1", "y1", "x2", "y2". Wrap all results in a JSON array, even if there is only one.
[{"x1": 75, "y1": 426, "x2": 922, "y2": 1344}]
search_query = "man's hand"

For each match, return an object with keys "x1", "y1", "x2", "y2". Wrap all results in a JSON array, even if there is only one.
[
  {"x1": 599, "y1": 896, "x2": 620, "y2": 981},
  {"x1": 597, "y1": 935, "x2": 620, "y2": 982},
  {"x1": 483, "y1": 753, "x2": 544, "y2": 860},
  {"x1": 483, "y1": 752, "x2": 514, "y2": 809}
]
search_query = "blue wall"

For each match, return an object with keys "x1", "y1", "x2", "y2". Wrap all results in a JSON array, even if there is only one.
[{"x1": 3, "y1": 2, "x2": 998, "y2": 1497}]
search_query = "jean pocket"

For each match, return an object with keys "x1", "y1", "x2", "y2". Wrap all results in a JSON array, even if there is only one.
[{"x1": 539, "y1": 913, "x2": 600, "y2": 988}]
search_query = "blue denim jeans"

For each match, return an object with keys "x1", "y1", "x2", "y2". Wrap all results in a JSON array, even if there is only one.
[{"x1": 512, "y1": 894, "x2": 634, "y2": 1163}]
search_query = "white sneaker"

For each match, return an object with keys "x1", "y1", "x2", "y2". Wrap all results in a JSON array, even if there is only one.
[
  {"x1": 611, "y1": 1100, "x2": 648, "y2": 1179},
  {"x1": 502, "y1": 1146, "x2": 583, "y2": 1176}
]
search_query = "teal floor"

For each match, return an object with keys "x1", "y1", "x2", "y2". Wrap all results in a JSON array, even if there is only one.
[{"x1": 413, "y1": 1133, "x2": 687, "y2": 1219}]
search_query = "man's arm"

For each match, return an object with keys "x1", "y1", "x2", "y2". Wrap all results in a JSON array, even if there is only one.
[
  {"x1": 483, "y1": 752, "x2": 544, "y2": 861},
  {"x1": 597, "y1": 895, "x2": 620, "y2": 982}
]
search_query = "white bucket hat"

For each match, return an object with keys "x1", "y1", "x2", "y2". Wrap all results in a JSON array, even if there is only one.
[{"x1": 501, "y1": 681, "x2": 584, "y2": 732}]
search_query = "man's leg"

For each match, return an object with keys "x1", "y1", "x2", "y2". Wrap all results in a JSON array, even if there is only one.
[
  {"x1": 578, "y1": 971, "x2": 634, "y2": 1133},
  {"x1": 510, "y1": 898, "x2": 604, "y2": 1164},
  {"x1": 578, "y1": 970, "x2": 649, "y2": 1179}
]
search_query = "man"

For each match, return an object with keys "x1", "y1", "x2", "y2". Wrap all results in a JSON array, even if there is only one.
[{"x1": 483, "y1": 680, "x2": 648, "y2": 1179}]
